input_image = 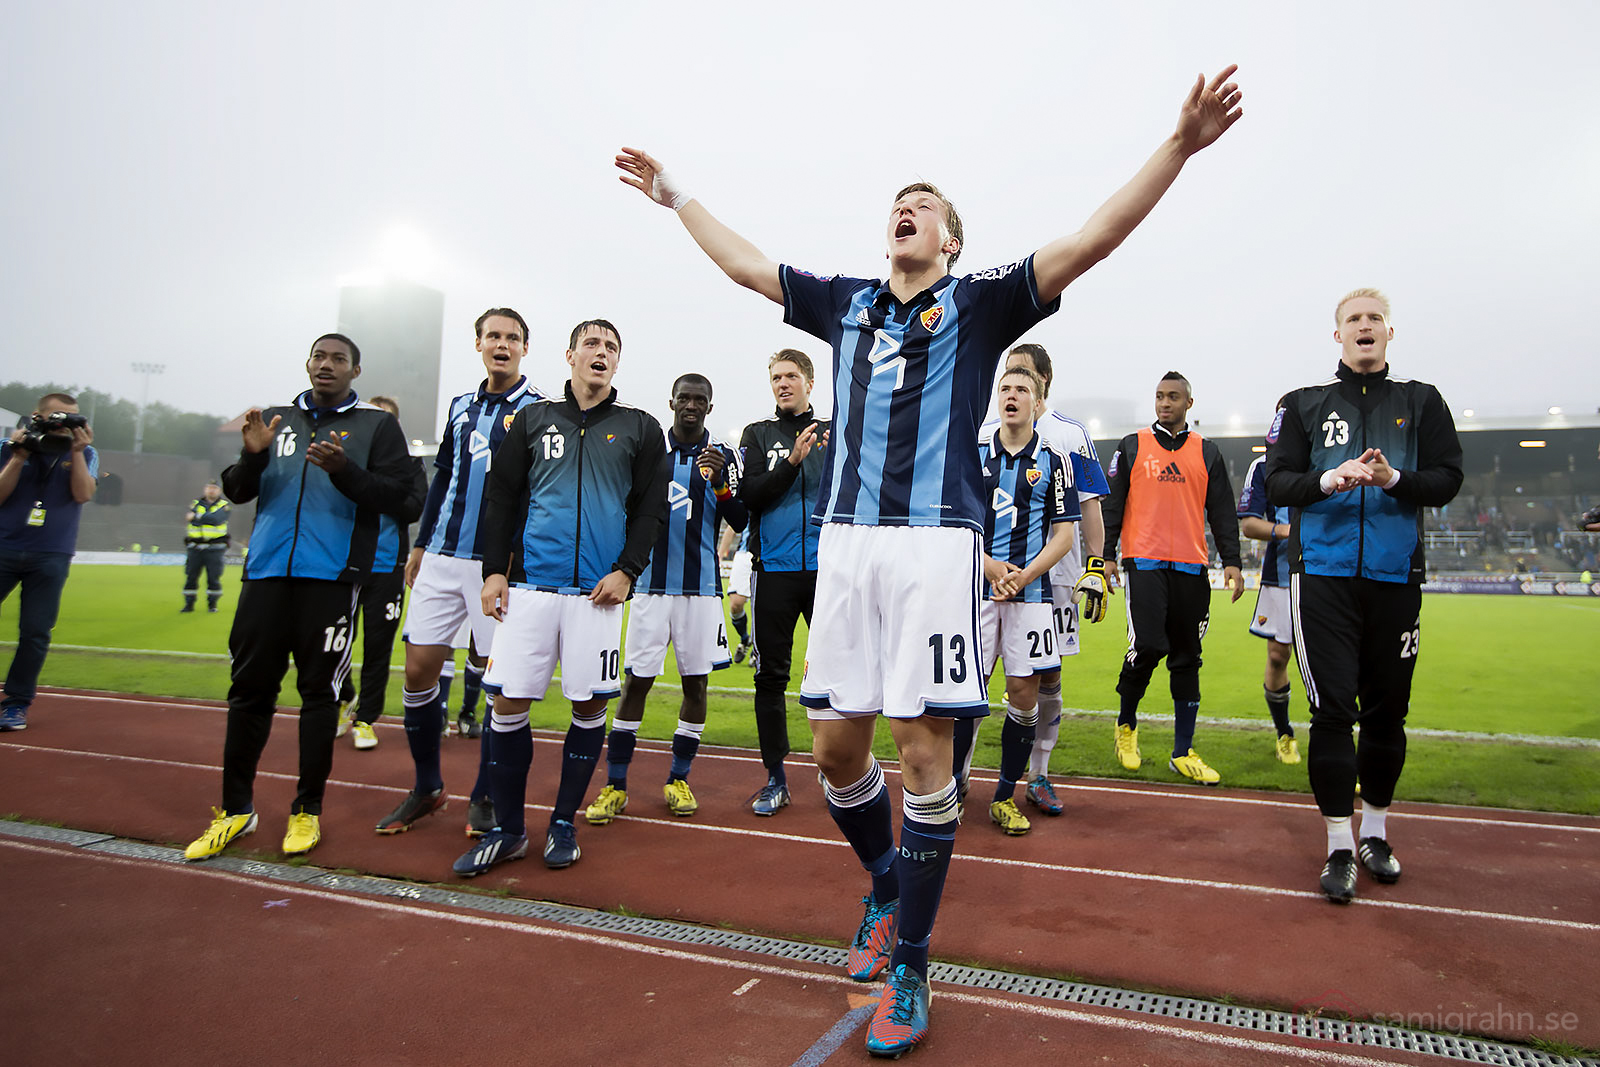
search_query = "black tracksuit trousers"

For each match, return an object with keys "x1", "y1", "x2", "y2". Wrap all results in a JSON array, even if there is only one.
[
  {"x1": 339, "y1": 568, "x2": 404, "y2": 724},
  {"x1": 1116, "y1": 566, "x2": 1210, "y2": 709},
  {"x1": 751, "y1": 568, "x2": 816, "y2": 772},
  {"x1": 223, "y1": 578, "x2": 358, "y2": 815},
  {"x1": 1291, "y1": 573, "x2": 1421, "y2": 818}
]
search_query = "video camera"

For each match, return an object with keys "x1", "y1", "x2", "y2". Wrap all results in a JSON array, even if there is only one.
[{"x1": 16, "y1": 411, "x2": 90, "y2": 455}]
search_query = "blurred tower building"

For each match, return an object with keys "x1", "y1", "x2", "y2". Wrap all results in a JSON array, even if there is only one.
[{"x1": 336, "y1": 280, "x2": 445, "y2": 445}]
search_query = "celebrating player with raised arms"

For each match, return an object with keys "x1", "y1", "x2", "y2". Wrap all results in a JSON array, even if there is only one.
[
  {"x1": 616, "y1": 62, "x2": 1243, "y2": 1058},
  {"x1": 374, "y1": 309, "x2": 547, "y2": 841}
]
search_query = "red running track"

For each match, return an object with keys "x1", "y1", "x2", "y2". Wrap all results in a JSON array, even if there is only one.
[
  {"x1": 2, "y1": 689, "x2": 1597, "y2": 1059},
  {"x1": 4, "y1": 834, "x2": 1470, "y2": 1067}
]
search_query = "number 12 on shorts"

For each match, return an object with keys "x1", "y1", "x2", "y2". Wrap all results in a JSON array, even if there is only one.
[{"x1": 928, "y1": 632, "x2": 968, "y2": 684}]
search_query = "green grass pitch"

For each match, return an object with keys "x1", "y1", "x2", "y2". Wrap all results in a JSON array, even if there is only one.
[{"x1": 8, "y1": 564, "x2": 1597, "y2": 813}]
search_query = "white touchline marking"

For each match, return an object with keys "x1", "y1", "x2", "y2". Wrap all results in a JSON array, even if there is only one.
[
  {"x1": 0, "y1": 837, "x2": 1444, "y2": 1067},
  {"x1": 934, "y1": 988, "x2": 1431, "y2": 1067},
  {"x1": 3, "y1": 743, "x2": 1595, "y2": 933},
  {"x1": 42, "y1": 683, "x2": 1600, "y2": 748},
  {"x1": 12, "y1": 706, "x2": 1599, "y2": 836},
  {"x1": 732, "y1": 979, "x2": 760, "y2": 996}
]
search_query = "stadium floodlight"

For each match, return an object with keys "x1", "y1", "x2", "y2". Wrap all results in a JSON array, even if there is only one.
[
  {"x1": 1547, "y1": 406, "x2": 1563, "y2": 416},
  {"x1": 130, "y1": 362, "x2": 166, "y2": 454},
  {"x1": 1518, "y1": 440, "x2": 1547, "y2": 448},
  {"x1": 1251, "y1": 445, "x2": 1266, "y2": 453},
  {"x1": 378, "y1": 223, "x2": 432, "y2": 282},
  {"x1": 1461, "y1": 408, "x2": 1475, "y2": 418},
  {"x1": 1088, "y1": 417, "x2": 1102, "y2": 433}
]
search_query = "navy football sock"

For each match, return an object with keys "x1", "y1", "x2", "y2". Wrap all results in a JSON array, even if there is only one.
[
  {"x1": 1265, "y1": 684, "x2": 1293, "y2": 737},
  {"x1": 487, "y1": 711, "x2": 533, "y2": 837},
  {"x1": 461, "y1": 661, "x2": 484, "y2": 718},
  {"x1": 890, "y1": 779, "x2": 960, "y2": 975},
  {"x1": 824, "y1": 759, "x2": 898, "y2": 904},
  {"x1": 730, "y1": 610, "x2": 749, "y2": 643},
  {"x1": 552, "y1": 713, "x2": 607, "y2": 824},
  {"x1": 468, "y1": 702, "x2": 494, "y2": 802},
  {"x1": 605, "y1": 718, "x2": 640, "y2": 789},
  {"x1": 669, "y1": 719, "x2": 703, "y2": 780},
  {"x1": 1117, "y1": 690, "x2": 1141, "y2": 729},
  {"x1": 401, "y1": 685, "x2": 445, "y2": 794},
  {"x1": 951, "y1": 718, "x2": 977, "y2": 784},
  {"x1": 994, "y1": 703, "x2": 1037, "y2": 803},
  {"x1": 1173, "y1": 699, "x2": 1201, "y2": 756}
]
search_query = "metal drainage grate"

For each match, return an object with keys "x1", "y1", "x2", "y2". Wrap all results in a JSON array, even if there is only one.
[
  {"x1": 0, "y1": 821, "x2": 114, "y2": 847},
  {"x1": 3, "y1": 820, "x2": 1591, "y2": 1066}
]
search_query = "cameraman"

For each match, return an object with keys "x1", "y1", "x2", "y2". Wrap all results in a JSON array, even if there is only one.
[{"x1": 0, "y1": 393, "x2": 97, "y2": 731}]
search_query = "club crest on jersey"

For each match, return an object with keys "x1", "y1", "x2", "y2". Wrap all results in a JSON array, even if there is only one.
[
  {"x1": 1395, "y1": 417, "x2": 1406, "y2": 427},
  {"x1": 1266, "y1": 407, "x2": 1284, "y2": 444},
  {"x1": 920, "y1": 305, "x2": 945, "y2": 333},
  {"x1": 503, "y1": 414, "x2": 516, "y2": 431},
  {"x1": 606, "y1": 433, "x2": 617, "y2": 442},
  {"x1": 1025, "y1": 467, "x2": 1042, "y2": 486},
  {"x1": 1258, "y1": 615, "x2": 1268, "y2": 626},
  {"x1": 330, "y1": 430, "x2": 351, "y2": 442}
]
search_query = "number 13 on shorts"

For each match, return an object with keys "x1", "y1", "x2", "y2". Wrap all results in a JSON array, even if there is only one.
[{"x1": 928, "y1": 632, "x2": 969, "y2": 684}]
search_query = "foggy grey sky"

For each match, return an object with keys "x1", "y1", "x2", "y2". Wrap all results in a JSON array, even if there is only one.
[{"x1": 3, "y1": 2, "x2": 1596, "y2": 445}]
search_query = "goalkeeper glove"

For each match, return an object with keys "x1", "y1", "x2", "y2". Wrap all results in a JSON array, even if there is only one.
[{"x1": 1074, "y1": 555, "x2": 1109, "y2": 624}]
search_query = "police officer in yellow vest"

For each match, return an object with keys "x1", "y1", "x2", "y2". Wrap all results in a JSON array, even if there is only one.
[{"x1": 183, "y1": 480, "x2": 230, "y2": 613}]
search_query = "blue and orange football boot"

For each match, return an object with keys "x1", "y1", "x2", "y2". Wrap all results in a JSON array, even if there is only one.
[{"x1": 866, "y1": 963, "x2": 931, "y2": 1058}]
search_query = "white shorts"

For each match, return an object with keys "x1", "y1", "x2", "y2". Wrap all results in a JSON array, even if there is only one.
[
  {"x1": 802, "y1": 524, "x2": 986, "y2": 720},
  {"x1": 726, "y1": 550, "x2": 753, "y2": 599},
  {"x1": 483, "y1": 588, "x2": 624, "y2": 702},
  {"x1": 1250, "y1": 584, "x2": 1293, "y2": 644},
  {"x1": 403, "y1": 552, "x2": 500, "y2": 653},
  {"x1": 624, "y1": 594, "x2": 731, "y2": 677},
  {"x1": 1049, "y1": 598, "x2": 1081, "y2": 657},
  {"x1": 981, "y1": 599, "x2": 1060, "y2": 678}
]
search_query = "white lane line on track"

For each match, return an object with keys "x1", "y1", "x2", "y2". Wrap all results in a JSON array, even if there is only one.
[
  {"x1": 35, "y1": 679, "x2": 1600, "y2": 749},
  {"x1": 0, "y1": 836, "x2": 1437, "y2": 1067},
  {"x1": 5, "y1": 742, "x2": 1596, "y2": 932},
  {"x1": 40, "y1": 692, "x2": 1600, "y2": 834}
]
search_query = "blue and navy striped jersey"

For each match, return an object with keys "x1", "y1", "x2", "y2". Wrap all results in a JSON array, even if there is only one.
[
  {"x1": 780, "y1": 256, "x2": 1060, "y2": 532},
  {"x1": 980, "y1": 431, "x2": 1079, "y2": 603},
  {"x1": 980, "y1": 406, "x2": 1110, "y2": 583},
  {"x1": 1237, "y1": 455, "x2": 1290, "y2": 588},
  {"x1": 638, "y1": 429, "x2": 747, "y2": 596},
  {"x1": 417, "y1": 376, "x2": 547, "y2": 560}
]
